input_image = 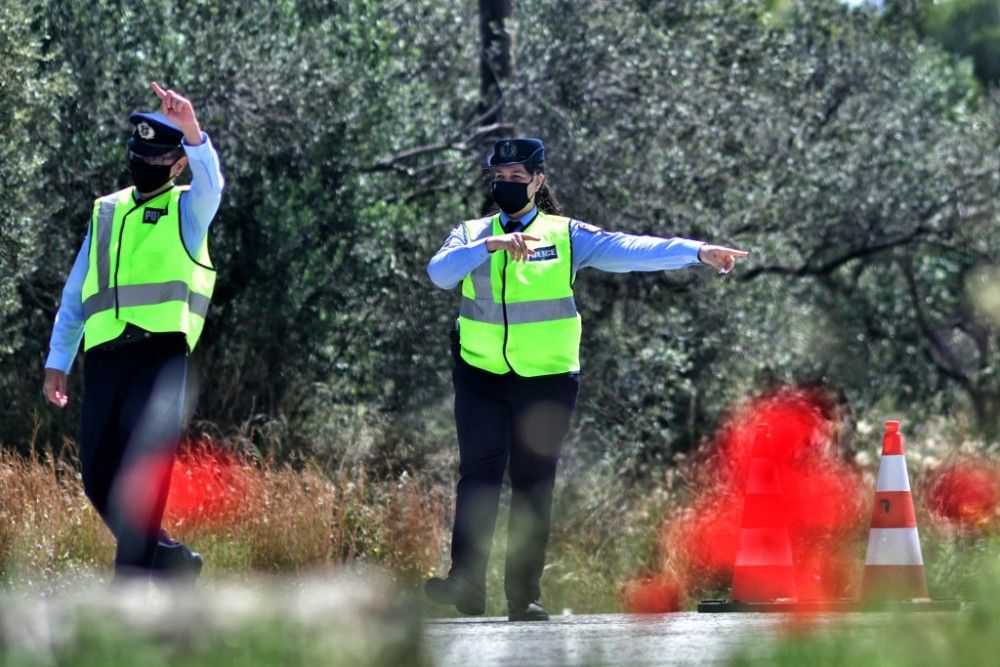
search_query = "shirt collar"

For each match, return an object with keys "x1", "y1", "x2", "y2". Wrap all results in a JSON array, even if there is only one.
[
  {"x1": 132, "y1": 184, "x2": 175, "y2": 205},
  {"x1": 499, "y1": 205, "x2": 539, "y2": 230}
]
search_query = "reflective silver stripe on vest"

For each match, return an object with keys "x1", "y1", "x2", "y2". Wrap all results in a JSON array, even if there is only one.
[
  {"x1": 465, "y1": 217, "x2": 495, "y2": 300},
  {"x1": 95, "y1": 199, "x2": 117, "y2": 289},
  {"x1": 460, "y1": 216, "x2": 577, "y2": 324},
  {"x1": 460, "y1": 295, "x2": 577, "y2": 325},
  {"x1": 82, "y1": 281, "x2": 211, "y2": 319},
  {"x1": 470, "y1": 261, "x2": 492, "y2": 300}
]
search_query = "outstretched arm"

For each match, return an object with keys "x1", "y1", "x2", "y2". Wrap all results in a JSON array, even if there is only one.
[{"x1": 571, "y1": 221, "x2": 747, "y2": 274}]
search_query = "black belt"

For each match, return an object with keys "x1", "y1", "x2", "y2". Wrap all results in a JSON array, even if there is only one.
[{"x1": 90, "y1": 324, "x2": 184, "y2": 352}]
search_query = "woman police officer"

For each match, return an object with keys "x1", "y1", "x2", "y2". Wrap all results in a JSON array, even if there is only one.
[{"x1": 425, "y1": 137, "x2": 747, "y2": 621}]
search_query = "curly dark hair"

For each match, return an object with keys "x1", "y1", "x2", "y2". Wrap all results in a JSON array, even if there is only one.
[
  {"x1": 528, "y1": 162, "x2": 565, "y2": 216},
  {"x1": 483, "y1": 161, "x2": 566, "y2": 216}
]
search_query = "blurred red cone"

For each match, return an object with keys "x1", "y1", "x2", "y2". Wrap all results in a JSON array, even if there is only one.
[{"x1": 729, "y1": 425, "x2": 797, "y2": 602}]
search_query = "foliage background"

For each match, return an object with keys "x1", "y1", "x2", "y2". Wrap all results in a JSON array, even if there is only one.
[
  {"x1": 1, "y1": 0, "x2": 999, "y2": 483},
  {"x1": 3, "y1": 0, "x2": 1000, "y2": 634}
]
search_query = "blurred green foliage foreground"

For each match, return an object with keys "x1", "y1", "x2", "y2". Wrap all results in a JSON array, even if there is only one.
[
  {"x1": 0, "y1": 576, "x2": 431, "y2": 667},
  {"x1": 2, "y1": 441, "x2": 1000, "y2": 665},
  {"x1": 732, "y1": 557, "x2": 1000, "y2": 666},
  {"x1": 1, "y1": 0, "x2": 999, "y2": 479}
]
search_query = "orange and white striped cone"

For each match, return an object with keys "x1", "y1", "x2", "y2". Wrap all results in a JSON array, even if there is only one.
[
  {"x1": 701, "y1": 419, "x2": 960, "y2": 613},
  {"x1": 860, "y1": 420, "x2": 929, "y2": 600},
  {"x1": 729, "y1": 425, "x2": 797, "y2": 602}
]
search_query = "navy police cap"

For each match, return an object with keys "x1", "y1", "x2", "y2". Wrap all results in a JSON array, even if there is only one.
[
  {"x1": 487, "y1": 138, "x2": 545, "y2": 167},
  {"x1": 127, "y1": 111, "x2": 184, "y2": 156}
]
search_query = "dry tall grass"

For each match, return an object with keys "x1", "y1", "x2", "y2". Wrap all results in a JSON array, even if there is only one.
[
  {"x1": 0, "y1": 443, "x2": 447, "y2": 589},
  {"x1": 0, "y1": 446, "x2": 111, "y2": 589}
]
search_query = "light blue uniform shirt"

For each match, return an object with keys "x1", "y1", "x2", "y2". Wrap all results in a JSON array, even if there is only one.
[
  {"x1": 45, "y1": 133, "x2": 224, "y2": 373},
  {"x1": 427, "y1": 206, "x2": 705, "y2": 290}
]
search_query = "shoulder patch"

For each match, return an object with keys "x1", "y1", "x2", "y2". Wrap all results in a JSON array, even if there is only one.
[{"x1": 575, "y1": 221, "x2": 603, "y2": 234}]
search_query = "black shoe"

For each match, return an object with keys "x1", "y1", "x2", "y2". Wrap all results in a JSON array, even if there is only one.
[
  {"x1": 424, "y1": 577, "x2": 485, "y2": 615},
  {"x1": 507, "y1": 601, "x2": 549, "y2": 622},
  {"x1": 152, "y1": 533, "x2": 203, "y2": 581}
]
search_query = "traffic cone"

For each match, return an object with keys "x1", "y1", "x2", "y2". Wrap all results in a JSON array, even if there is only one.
[
  {"x1": 729, "y1": 425, "x2": 797, "y2": 602},
  {"x1": 701, "y1": 418, "x2": 959, "y2": 613},
  {"x1": 860, "y1": 420, "x2": 929, "y2": 600}
]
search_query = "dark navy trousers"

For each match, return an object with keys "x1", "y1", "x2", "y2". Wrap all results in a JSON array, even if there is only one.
[
  {"x1": 80, "y1": 334, "x2": 187, "y2": 575},
  {"x1": 448, "y1": 357, "x2": 579, "y2": 608}
]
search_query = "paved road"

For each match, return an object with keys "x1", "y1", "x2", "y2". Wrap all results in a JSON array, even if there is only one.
[{"x1": 425, "y1": 611, "x2": 810, "y2": 666}]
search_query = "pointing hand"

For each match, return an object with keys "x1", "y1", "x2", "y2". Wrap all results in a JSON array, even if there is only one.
[
  {"x1": 487, "y1": 233, "x2": 542, "y2": 262},
  {"x1": 698, "y1": 245, "x2": 749, "y2": 274},
  {"x1": 150, "y1": 81, "x2": 203, "y2": 146}
]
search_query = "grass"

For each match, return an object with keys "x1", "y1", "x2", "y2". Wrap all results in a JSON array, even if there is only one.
[
  {"x1": 730, "y1": 553, "x2": 1000, "y2": 666},
  {"x1": 0, "y1": 443, "x2": 656, "y2": 615},
  {"x1": 6, "y1": 434, "x2": 1000, "y2": 666},
  {"x1": 0, "y1": 445, "x2": 447, "y2": 592},
  {"x1": 0, "y1": 447, "x2": 110, "y2": 592},
  {"x1": 0, "y1": 445, "x2": 445, "y2": 664},
  {"x1": 540, "y1": 469, "x2": 676, "y2": 614},
  {"x1": 4, "y1": 439, "x2": 991, "y2": 611}
]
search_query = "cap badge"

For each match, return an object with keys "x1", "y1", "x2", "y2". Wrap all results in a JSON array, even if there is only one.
[
  {"x1": 137, "y1": 122, "x2": 156, "y2": 140},
  {"x1": 500, "y1": 141, "x2": 515, "y2": 159}
]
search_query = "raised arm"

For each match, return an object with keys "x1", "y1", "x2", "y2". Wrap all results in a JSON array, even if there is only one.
[
  {"x1": 151, "y1": 82, "x2": 225, "y2": 254},
  {"x1": 178, "y1": 135, "x2": 224, "y2": 255}
]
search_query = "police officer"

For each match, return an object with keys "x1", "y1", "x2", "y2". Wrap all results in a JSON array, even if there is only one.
[
  {"x1": 425, "y1": 138, "x2": 747, "y2": 621},
  {"x1": 42, "y1": 82, "x2": 224, "y2": 582}
]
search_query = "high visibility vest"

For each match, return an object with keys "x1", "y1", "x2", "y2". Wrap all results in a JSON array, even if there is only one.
[
  {"x1": 81, "y1": 185, "x2": 216, "y2": 352},
  {"x1": 458, "y1": 212, "x2": 581, "y2": 376}
]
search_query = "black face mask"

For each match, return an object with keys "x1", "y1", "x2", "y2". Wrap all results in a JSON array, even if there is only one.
[
  {"x1": 491, "y1": 180, "x2": 532, "y2": 215},
  {"x1": 128, "y1": 156, "x2": 175, "y2": 193}
]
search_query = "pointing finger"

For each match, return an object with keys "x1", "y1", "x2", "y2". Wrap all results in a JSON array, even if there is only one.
[
  {"x1": 721, "y1": 248, "x2": 749, "y2": 257},
  {"x1": 151, "y1": 81, "x2": 167, "y2": 99}
]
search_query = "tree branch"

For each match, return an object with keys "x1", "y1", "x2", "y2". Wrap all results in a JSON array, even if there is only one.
[
  {"x1": 362, "y1": 121, "x2": 515, "y2": 177},
  {"x1": 739, "y1": 227, "x2": 929, "y2": 281},
  {"x1": 901, "y1": 258, "x2": 973, "y2": 390}
]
